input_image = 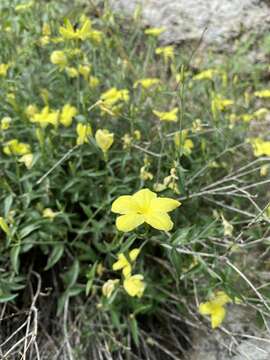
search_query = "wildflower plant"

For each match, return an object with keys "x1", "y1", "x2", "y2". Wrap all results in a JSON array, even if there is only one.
[{"x1": 0, "y1": 0, "x2": 270, "y2": 358}]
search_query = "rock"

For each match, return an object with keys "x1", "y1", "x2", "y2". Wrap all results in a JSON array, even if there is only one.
[
  {"x1": 190, "y1": 306, "x2": 270, "y2": 360},
  {"x1": 108, "y1": 0, "x2": 270, "y2": 49}
]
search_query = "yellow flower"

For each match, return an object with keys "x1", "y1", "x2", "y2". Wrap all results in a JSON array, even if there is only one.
[
  {"x1": 59, "y1": 19, "x2": 102, "y2": 43},
  {"x1": 192, "y1": 119, "x2": 202, "y2": 133},
  {"x1": 78, "y1": 64, "x2": 91, "y2": 80},
  {"x1": 144, "y1": 27, "x2": 165, "y2": 36},
  {"x1": 193, "y1": 69, "x2": 218, "y2": 81},
  {"x1": 89, "y1": 76, "x2": 100, "y2": 88},
  {"x1": 260, "y1": 164, "x2": 269, "y2": 177},
  {"x1": 123, "y1": 274, "x2": 145, "y2": 297},
  {"x1": 65, "y1": 67, "x2": 79, "y2": 78},
  {"x1": 39, "y1": 36, "x2": 50, "y2": 47},
  {"x1": 102, "y1": 279, "x2": 120, "y2": 298},
  {"x1": 111, "y1": 188, "x2": 180, "y2": 232},
  {"x1": 25, "y1": 104, "x2": 38, "y2": 118},
  {"x1": 60, "y1": 104, "x2": 77, "y2": 127},
  {"x1": 112, "y1": 248, "x2": 140, "y2": 277},
  {"x1": 95, "y1": 129, "x2": 114, "y2": 154},
  {"x1": 42, "y1": 208, "x2": 59, "y2": 219},
  {"x1": 153, "y1": 108, "x2": 178, "y2": 122},
  {"x1": 155, "y1": 46, "x2": 174, "y2": 62},
  {"x1": 18, "y1": 153, "x2": 34, "y2": 169},
  {"x1": 174, "y1": 130, "x2": 194, "y2": 155},
  {"x1": 76, "y1": 123, "x2": 92, "y2": 145},
  {"x1": 134, "y1": 78, "x2": 160, "y2": 90},
  {"x1": 133, "y1": 130, "x2": 141, "y2": 140},
  {"x1": 122, "y1": 133, "x2": 132, "y2": 149},
  {"x1": 199, "y1": 291, "x2": 232, "y2": 329},
  {"x1": 50, "y1": 50, "x2": 67, "y2": 68},
  {"x1": 212, "y1": 94, "x2": 234, "y2": 112},
  {"x1": 100, "y1": 87, "x2": 129, "y2": 107},
  {"x1": 1, "y1": 116, "x2": 11, "y2": 130},
  {"x1": 249, "y1": 138, "x2": 270, "y2": 157},
  {"x1": 254, "y1": 90, "x2": 270, "y2": 98},
  {"x1": 241, "y1": 113, "x2": 253, "y2": 123},
  {"x1": 140, "y1": 166, "x2": 153, "y2": 181},
  {"x1": 0, "y1": 63, "x2": 10, "y2": 77},
  {"x1": 3, "y1": 139, "x2": 31, "y2": 156},
  {"x1": 31, "y1": 106, "x2": 59, "y2": 128}
]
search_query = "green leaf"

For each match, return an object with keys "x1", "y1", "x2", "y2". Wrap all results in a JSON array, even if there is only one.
[
  {"x1": 85, "y1": 262, "x2": 97, "y2": 296},
  {"x1": 0, "y1": 293, "x2": 17, "y2": 303},
  {"x1": 130, "y1": 316, "x2": 139, "y2": 346},
  {"x1": 62, "y1": 259, "x2": 80, "y2": 288},
  {"x1": 10, "y1": 245, "x2": 20, "y2": 273},
  {"x1": 45, "y1": 244, "x2": 64, "y2": 270}
]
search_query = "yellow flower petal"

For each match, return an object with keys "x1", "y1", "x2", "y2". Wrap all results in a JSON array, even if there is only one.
[
  {"x1": 116, "y1": 214, "x2": 144, "y2": 232},
  {"x1": 211, "y1": 306, "x2": 226, "y2": 329},
  {"x1": 199, "y1": 302, "x2": 213, "y2": 315},
  {"x1": 129, "y1": 248, "x2": 140, "y2": 262},
  {"x1": 144, "y1": 212, "x2": 173, "y2": 231},
  {"x1": 111, "y1": 195, "x2": 137, "y2": 214},
  {"x1": 132, "y1": 188, "x2": 157, "y2": 209},
  {"x1": 150, "y1": 198, "x2": 181, "y2": 213}
]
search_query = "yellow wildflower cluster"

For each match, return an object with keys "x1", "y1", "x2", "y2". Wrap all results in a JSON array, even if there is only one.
[
  {"x1": 144, "y1": 27, "x2": 165, "y2": 37},
  {"x1": 0, "y1": 63, "x2": 10, "y2": 77},
  {"x1": 155, "y1": 46, "x2": 174, "y2": 63},
  {"x1": 59, "y1": 19, "x2": 103, "y2": 44},
  {"x1": 99, "y1": 87, "x2": 129, "y2": 115},
  {"x1": 193, "y1": 69, "x2": 218, "y2": 81}
]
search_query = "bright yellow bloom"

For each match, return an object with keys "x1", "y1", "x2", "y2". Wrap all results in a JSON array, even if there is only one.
[
  {"x1": 1, "y1": 117, "x2": 11, "y2": 130},
  {"x1": 102, "y1": 279, "x2": 120, "y2": 298},
  {"x1": 42, "y1": 208, "x2": 59, "y2": 219},
  {"x1": 212, "y1": 94, "x2": 234, "y2": 112},
  {"x1": 89, "y1": 76, "x2": 100, "y2": 88},
  {"x1": 65, "y1": 67, "x2": 79, "y2": 78},
  {"x1": 100, "y1": 87, "x2": 129, "y2": 107},
  {"x1": 78, "y1": 64, "x2": 91, "y2": 80},
  {"x1": 134, "y1": 78, "x2": 160, "y2": 90},
  {"x1": 39, "y1": 36, "x2": 50, "y2": 47},
  {"x1": 199, "y1": 291, "x2": 232, "y2": 329},
  {"x1": 249, "y1": 138, "x2": 270, "y2": 157},
  {"x1": 112, "y1": 248, "x2": 140, "y2": 277},
  {"x1": 123, "y1": 274, "x2": 145, "y2": 297},
  {"x1": 193, "y1": 69, "x2": 218, "y2": 81},
  {"x1": 153, "y1": 108, "x2": 178, "y2": 122},
  {"x1": 155, "y1": 46, "x2": 174, "y2": 62},
  {"x1": 144, "y1": 27, "x2": 165, "y2": 36},
  {"x1": 162, "y1": 167, "x2": 180, "y2": 194},
  {"x1": 174, "y1": 130, "x2": 194, "y2": 155},
  {"x1": 50, "y1": 50, "x2": 67, "y2": 68},
  {"x1": 59, "y1": 19, "x2": 102, "y2": 43},
  {"x1": 60, "y1": 104, "x2": 77, "y2": 127},
  {"x1": 111, "y1": 188, "x2": 180, "y2": 232},
  {"x1": 3, "y1": 139, "x2": 31, "y2": 156},
  {"x1": 95, "y1": 129, "x2": 114, "y2": 154},
  {"x1": 31, "y1": 106, "x2": 59, "y2": 128},
  {"x1": 0, "y1": 63, "x2": 10, "y2": 77},
  {"x1": 18, "y1": 153, "x2": 34, "y2": 169},
  {"x1": 76, "y1": 123, "x2": 92, "y2": 145},
  {"x1": 254, "y1": 89, "x2": 270, "y2": 98},
  {"x1": 241, "y1": 113, "x2": 253, "y2": 123}
]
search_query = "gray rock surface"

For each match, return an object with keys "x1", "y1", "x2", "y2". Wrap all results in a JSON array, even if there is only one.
[{"x1": 108, "y1": 0, "x2": 270, "y2": 48}]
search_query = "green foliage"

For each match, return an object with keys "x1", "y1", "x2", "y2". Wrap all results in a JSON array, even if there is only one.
[{"x1": 0, "y1": 0, "x2": 270, "y2": 356}]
